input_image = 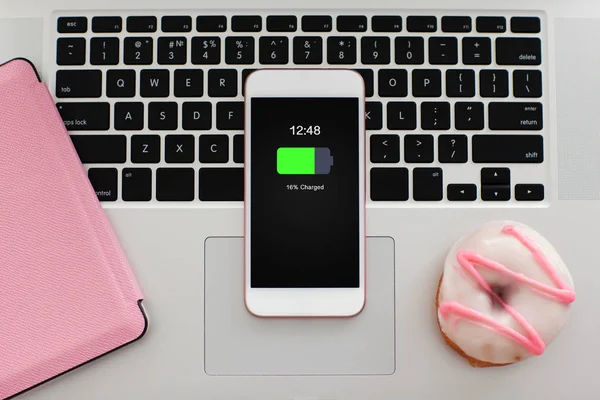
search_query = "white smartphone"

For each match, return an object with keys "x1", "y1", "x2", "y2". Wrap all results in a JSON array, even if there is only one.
[{"x1": 244, "y1": 69, "x2": 366, "y2": 318}]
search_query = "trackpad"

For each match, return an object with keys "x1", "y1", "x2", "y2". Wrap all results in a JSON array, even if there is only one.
[{"x1": 204, "y1": 237, "x2": 395, "y2": 375}]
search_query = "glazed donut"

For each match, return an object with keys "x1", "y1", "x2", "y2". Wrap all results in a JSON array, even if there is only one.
[{"x1": 436, "y1": 221, "x2": 575, "y2": 367}]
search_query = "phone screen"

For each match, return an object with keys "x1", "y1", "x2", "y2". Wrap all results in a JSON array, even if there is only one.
[{"x1": 250, "y1": 97, "x2": 361, "y2": 288}]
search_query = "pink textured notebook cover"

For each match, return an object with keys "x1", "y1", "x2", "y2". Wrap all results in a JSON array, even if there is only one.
[{"x1": 0, "y1": 59, "x2": 147, "y2": 399}]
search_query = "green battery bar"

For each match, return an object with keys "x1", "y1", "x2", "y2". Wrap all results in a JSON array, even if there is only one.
[{"x1": 276, "y1": 147, "x2": 334, "y2": 175}]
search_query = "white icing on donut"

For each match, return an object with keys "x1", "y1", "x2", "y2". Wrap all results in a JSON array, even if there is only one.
[{"x1": 437, "y1": 220, "x2": 575, "y2": 365}]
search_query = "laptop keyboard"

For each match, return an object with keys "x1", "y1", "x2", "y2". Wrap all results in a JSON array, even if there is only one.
[{"x1": 53, "y1": 11, "x2": 547, "y2": 204}]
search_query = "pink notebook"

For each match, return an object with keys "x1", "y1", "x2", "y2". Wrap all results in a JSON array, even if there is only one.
[{"x1": 0, "y1": 58, "x2": 147, "y2": 399}]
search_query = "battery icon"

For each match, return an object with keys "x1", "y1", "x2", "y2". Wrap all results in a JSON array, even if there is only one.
[{"x1": 276, "y1": 147, "x2": 334, "y2": 175}]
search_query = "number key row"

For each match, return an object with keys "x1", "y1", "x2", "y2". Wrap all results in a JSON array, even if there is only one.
[{"x1": 57, "y1": 36, "x2": 541, "y2": 66}]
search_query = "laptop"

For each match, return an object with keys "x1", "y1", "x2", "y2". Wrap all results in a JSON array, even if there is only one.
[{"x1": 1, "y1": 0, "x2": 598, "y2": 398}]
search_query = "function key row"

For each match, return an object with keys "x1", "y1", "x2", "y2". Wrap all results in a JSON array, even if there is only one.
[
  {"x1": 370, "y1": 167, "x2": 544, "y2": 201},
  {"x1": 87, "y1": 166, "x2": 243, "y2": 202},
  {"x1": 56, "y1": 36, "x2": 542, "y2": 66},
  {"x1": 58, "y1": 15, "x2": 541, "y2": 34}
]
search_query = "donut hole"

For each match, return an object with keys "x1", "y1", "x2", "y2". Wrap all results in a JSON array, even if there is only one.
[{"x1": 489, "y1": 284, "x2": 512, "y2": 309}]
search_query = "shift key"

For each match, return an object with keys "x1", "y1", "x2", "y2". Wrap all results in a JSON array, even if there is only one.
[
  {"x1": 473, "y1": 134, "x2": 543, "y2": 163},
  {"x1": 489, "y1": 102, "x2": 542, "y2": 130},
  {"x1": 56, "y1": 102, "x2": 110, "y2": 131}
]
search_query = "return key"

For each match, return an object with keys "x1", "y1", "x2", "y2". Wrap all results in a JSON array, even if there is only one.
[{"x1": 489, "y1": 102, "x2": 543, "y2": 131}]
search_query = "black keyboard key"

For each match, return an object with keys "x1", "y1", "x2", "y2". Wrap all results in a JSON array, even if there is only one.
[
  {"x1": 199, "y1": 135, "x2": 229, "y2": 163},
  {"x1": 513, "y1": 70, "x2": 542, "y2": 98},
  {"x1": 446, "y1": 69, "x2": 475, "y2": 97},
  {"x1": 106, "y1": 70, "x2": 136, "y2": 98},
  {"x1": 242, "y1": 69, "x2": 256, "y2": 95},
  {"x1": 175, "y1": 69, "x2": 203, "y2": 97},
  {"x1": 58, "y1": 16, "x2": 88, "y2": 33},
  {"x1": 158, "y1": 37, "x2": 187, "y2": 65},
  {"x1": 232, "y1": 15, "x2": 262, "y2": 32},
  {"x1": 302, "y1": 15, "x2": 332, "y2": 32},
  {"x1": 511, "y1": 17, "x2": 541, "y2": 34},
  {"x1": 192, "y1": 37, "x2": 221, "y2": 65},
  {"x1": 337, "y1": 15, "x2": 367, "y2": 32},
  {"x1": 480, "y1": 70, "x2": 509, "y2": 97},
  {"x1": 131, "y1": 135, "x2": 160, "y2": 163},
  {"x1": 267, "y1": 15, "x2": 297, "y2": 32},
  {"x1": 472, "y1": 135, "x2": 543, "y2": 163},
  {"x1": 412, "y1": 69, "x2": 442, "y2": 97},
  {"x1": 233, "y1": 134, "x2": 244, "y2": 163},
  {"x1": 407, "y1": 16, "x2": 437, "y2": 32},
  {"x1": 162, "y1": 15, "x2": 192, "y2": 32},
  {"x1": 481, "y1": 167, "x2": 510, "y2": 185},
  {"x1": 476, "y1": 16, "x2": 506, "y2": 33},
  {"x1": 166, "y1": 135, "x2": 195, "y2": 163},
  {"x1": 441, "y1": 16, "x2": 472, "y2": 32},
  {"x1": 124, "y1": 37, "x2": 153, "y2": 65},
  {"x1": 429, "y1": 37, "x2": 458, "y2": 65},
  {"x1": 372, "y1": 15, "x2": 402, "y2": 32},
  {"x1": 365, "y1": 101, "x2": 383, "y2": 130},
  {"x1": 148, "y1": 102, "x2": 178, "y2": 131},
  {"x1": 197, "y1": 15, "x2": 227, "y2": 32},
  {"x1": 378, "y1": 69, "x2": 407, "y2": 97},
  {"x1": 395, "y1": 37, "x2": 424, "y2": 64},
  {"x1": 92, "y1": 17, "x2": 122, "y2": 33},
  {"x1": 361, "y1": 37, "x2": 390, "y2": 64},
  {"x1": 355, "y1": 69, "x2": 374, "y2": 97},
  {"x1": 259, "y1": 36, "x2": 289, "y2": 64},
  {"x1": 515, "y1": 184, "x2": 544, "y2": 201},
  {"x1": 462, "y1": 37, "x2": 491, "y2": 65},
  {"x1": 413, "y1": 168, "x2": 443, "y2": 201},
  {"x1": 404, "y1": 134, "x2": 434, "y2": 163},
  {"x1": 70, "y1": 135, "x2": 125, "y2": 163},
  {"x1": 57, "y1": 38, "x2": 86, "y2": 65},
  {"x1": 370, "y1": 168, "x2": 409, "y2": 201},
  {"x1": 56, "y1": 70, "x2": 102, "y2": 98},
  {"x1": 438, "y1": 134, "x2": 468, "y2": 163},
  {"x1": 293, "y1": 37, "x2": 323, "y2": 64},
  {"x1": 183, "y1": 102, "x2": 212, "y2": 130},
  {"x1": 90, "y1": 38, "x2": 119, "y2": 65},
  {"x1": 88, "y1": 168, "x2": 117, "y2": 201},
  {"x1": 447, "y1": 184, "x2": 477, "y2": 201},
  {"x1": 140, "y1": 69, "x2": 170, "y2": 98},
  {"x1": 455, "y1": 102, "x2": 484, "y2": 130},
  {"x1": 114, "y1": 102, "x2": 144, "y2": 130},
  {"x1": 327, "y1": 37, "x2": 356, "y2": 64},
  {"x1": 122, "y1": 168, "x2": 152, "y2": 201},
  {"x1": 370, "y1": 134, "x2": 400, "y2": 163},
  {"x1": 482, "y1": 185, "x2": 511, "y2": 201},
  {"x1": 387, "y1": 102, "x2": 416, "y2": 130},
  {"x1": 199, "y1": 168, "x2": 244, "y2": 201},
  {"x1": 208, "y1": 69, "x2": 238, "y2": 97},
  {"x1": 489, "y1": 102, "x2": 542, "y2": 130},
  {"x1": 421, "y1": 102, "x2": 450, "y2": 130},
  {"x1": 127, "y1": 16, "x2": 157, "y2": 32},
  {"x1": 496, "y1": 38, "x2": 541, "y2": 65},
  {"x1": 226, "y1": 37, "x2": 255, "y2": 64},
  {"x1": 56, "y1": 102, "x2": 110, "y2": 131},
  {"x1": 217, "y1": 102, "x2": 244, "y2": 130},
  {"x1": 156, "y1": 168, "x2": 194, "y2": 201}
]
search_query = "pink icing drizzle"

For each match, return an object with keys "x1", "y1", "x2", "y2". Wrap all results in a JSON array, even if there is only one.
[{"x1": 439, "y1": 225, "x2": 575, "y2": 356}]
